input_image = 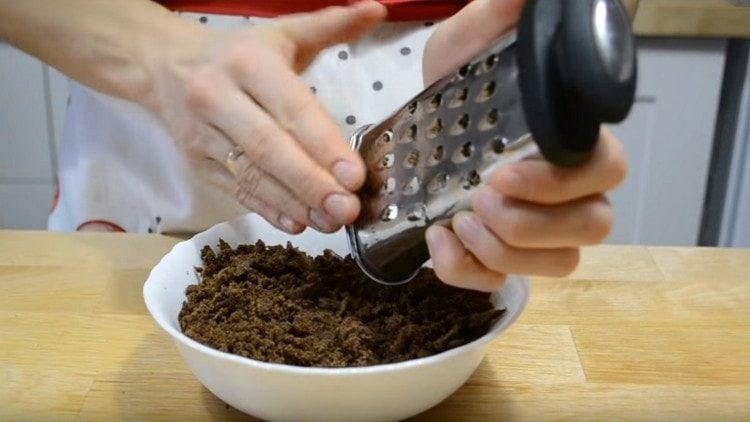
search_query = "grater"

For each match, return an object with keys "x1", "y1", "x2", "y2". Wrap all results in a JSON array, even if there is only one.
[{"x1": 346, "y1": 0, "x2": 637, "y2": 285}]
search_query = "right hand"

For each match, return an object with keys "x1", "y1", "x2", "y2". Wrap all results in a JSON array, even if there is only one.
[{"x1": 147, "y1": 1, "x2": 386, "y2": 233}]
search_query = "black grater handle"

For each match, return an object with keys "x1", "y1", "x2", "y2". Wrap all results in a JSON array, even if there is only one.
[{"x1": 517, "y1": 0, "x2": 636, "y2": 167}]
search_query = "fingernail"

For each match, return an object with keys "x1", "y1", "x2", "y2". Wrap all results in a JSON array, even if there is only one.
[
  {"x1": 323, "y1": 193, "x2": 359, "y2": 223},
  {"x1": 474, "y1": 187, "x2": 502, "y2": 216},
  {"x1": 454, "y1": 212, "x2": 482, "y2": 244},
  {"x1": 332, "y1": 160, "x2": 361, "y2": 190},
  {"x1": 309, "y1": 209, "x2": 335, "y2": 232},
  {"x1": 279, "y1": 214, "x2": 301, "y2": 233},
  {"x1": 425, "y1": 226, "x2": 446, "y2": 257},
  {"x1": 493, "y1": 169, "x2": 522, "y2": 194}
]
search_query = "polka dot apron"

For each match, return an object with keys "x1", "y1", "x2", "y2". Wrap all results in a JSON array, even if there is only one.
[{"x1": 48, "y1": 4, "x2": 444, "y2": 235}]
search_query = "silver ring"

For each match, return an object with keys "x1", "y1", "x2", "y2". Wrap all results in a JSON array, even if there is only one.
[{"x1": 225, "y1": 148, "x2": 244, "y2": 173}]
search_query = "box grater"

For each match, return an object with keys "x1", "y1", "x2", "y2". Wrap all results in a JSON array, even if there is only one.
[{"x1": 346, "y1": 0, "x2": 637, "y2": 285}]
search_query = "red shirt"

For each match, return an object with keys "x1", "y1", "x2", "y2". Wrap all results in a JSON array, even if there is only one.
[{"x1": 158, "y1": 0, "x2": 467, "y2": 21}]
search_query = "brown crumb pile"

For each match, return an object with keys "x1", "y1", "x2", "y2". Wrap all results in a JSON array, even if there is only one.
[{"x1": 178, "y1": 240, "x2": 504, "y2": 367}]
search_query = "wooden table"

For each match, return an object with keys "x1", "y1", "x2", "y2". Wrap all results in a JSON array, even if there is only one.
[
  {"x1": 1, "y1": 231, "x2": 749, "y2": 420},
  {"x1": 631, "y1": 0, "x2": 750, "y2": 37}
]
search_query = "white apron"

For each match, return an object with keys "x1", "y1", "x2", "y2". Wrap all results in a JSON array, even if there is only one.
[{"x1": 49, "y1": 12, "x2": 436, "y2": 240}]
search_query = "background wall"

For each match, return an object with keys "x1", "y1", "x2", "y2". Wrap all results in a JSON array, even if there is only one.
[
  {"x1": 0, "y1": 38, "x2": 739, "y2": 246},
  {"x1": 0, "y1": 42, "x2": 66, "y2": 229}
]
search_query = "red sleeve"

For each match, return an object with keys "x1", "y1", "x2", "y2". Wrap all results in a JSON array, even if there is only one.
[{"x1": 156, "y1": 0, "x2": 467, "y2": 21}]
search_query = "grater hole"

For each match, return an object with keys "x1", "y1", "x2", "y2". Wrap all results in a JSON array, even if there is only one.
[
  {"x1": 428, "y1": 145, "x2": 444, "y2": 165},
  {"x1": 381, "y1": 204, "x2": 398, "y2": 222},
  {"x1": 400, "y1": 124, "x2": 417, "y2": 143},
  {"x1": 476, "y1": 80, "x2": 496, "y2": 102},
  {"x1": 378, "y1": 153, "x2": 395, "y2": 170},
  {"x1": 406, "y1": 203, "x2": 427, "y2": 222},
  {"x1": 403, "y1": 149, "x2": 420, "y2": 168},
  {"x1": 452, "y1": 141, "x2": 474, "y2": 163},
  {"x1": 402, "y1": 176, "x2": 420, "y2": 196},
  {"x1": 485, "y1": 54, "x2": 498, "y2": 70},
  {"x1": 428, "y1": 93, "x2": 442, "y2": 111},
  {"x1": 483, "y1": 136, "x2": 508, "y2": 160},
  {"x1": 462, "y1": 170, "x2": 481, "y2": 190},
  {"x1": 428, "y1": 172, "x2": 449, "y2": 193},
  {"x1": 380, "y1": 177, "x2": 396, "y2": 195},
  {"x1": 427, "y1": 118, "x2": 443, "y2": 138},
  {"x1": 408, "y1": 101, "x2": 418, "y2": 115},
  {"x1": 451, "y1": 114, "x2": 470, "y2": 135},
  {"x1": 380, "y1": 130, "x2": 393, "y2": 144},
  {"x1": 492, "y1": 136, "x2": 507, "y2": 154},
  {"x1": 487, "y1": 108, "x2": 499, "y2": 124},
  {"x1": 450, "y1": 87, "x2": 468, "y2": 108},
  {"x1": 457, "y1": 64, "x2": 470, "y2": 79},
  {"x1": 479, "y1": 108, "x2": 499, "y2": 131}
]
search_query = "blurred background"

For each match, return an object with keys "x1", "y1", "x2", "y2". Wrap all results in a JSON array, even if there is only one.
[{"x1": 1, "y1": 0, "x2": 750, "y2": 247}]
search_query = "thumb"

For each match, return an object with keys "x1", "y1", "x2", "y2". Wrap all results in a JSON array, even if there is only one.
[
  {"x1": 278, "y1": 1, "x2": 387, "y2": 67},
  {"x1": 423, "y1": 0, "x2": 524, "y2": 85}
]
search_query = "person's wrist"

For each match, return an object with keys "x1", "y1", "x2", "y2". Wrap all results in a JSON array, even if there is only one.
[{"x1": 137, "y1": 19, "x2": 212, "y2": 114}]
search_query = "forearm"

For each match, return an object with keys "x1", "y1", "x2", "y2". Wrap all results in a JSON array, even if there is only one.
[{"x1": 0, "y1": 0, "x2": 206, "y2": 107}]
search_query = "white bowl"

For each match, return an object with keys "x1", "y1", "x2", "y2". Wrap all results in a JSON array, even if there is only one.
[{"x1": 144, "y1": 214, "x2": 530, "y2": 422}]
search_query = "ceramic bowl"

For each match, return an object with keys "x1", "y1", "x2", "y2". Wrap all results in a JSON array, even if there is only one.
[{"x1": 144, "y1": 214, "x2": 529, "y2": 422}]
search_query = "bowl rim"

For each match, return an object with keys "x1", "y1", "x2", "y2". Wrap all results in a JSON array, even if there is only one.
[{"x1": 143, "y1": 233, "x2": 530, "y2": 376}]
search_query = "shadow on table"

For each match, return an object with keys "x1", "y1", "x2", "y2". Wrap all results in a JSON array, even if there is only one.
[
  {"x1": 113, "y1": 332, "x2": 255, "y2": 421},
  {"x1": 201, "y1": 387, "x2": 258, "y2": 422},
  {"x1": 408, "y1": 358, "x2": 516, "y2": 421}
]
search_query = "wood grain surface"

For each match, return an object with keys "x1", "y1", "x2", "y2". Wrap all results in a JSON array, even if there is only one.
[
  {"x1": 633, "y1": 0, "x2": 750, "y2": 37},
  {"x1": 0, "y1": 230, "x2": 748, "y2": 420}
]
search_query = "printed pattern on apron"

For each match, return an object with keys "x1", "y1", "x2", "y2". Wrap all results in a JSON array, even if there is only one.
[{"x1": 49, "y1": 9, "x2": 438, "y2": 236}]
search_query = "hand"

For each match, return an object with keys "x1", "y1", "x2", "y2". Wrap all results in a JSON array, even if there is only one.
[
  {"x1": 148, "y1": 2, "x2": 386, "y2": 234},
  {"x1": 422, "y1": 0, "x2": 627, "y2": 291}
]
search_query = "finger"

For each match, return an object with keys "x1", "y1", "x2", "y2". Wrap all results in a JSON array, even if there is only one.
[
  {"x1": 228, "y1": 154, "x2": 319, "y2": 232},
  {"x1": 277, "y1": 1, "x2": 387, "y2": 66},
  {"x1": 186, "y1": 76, "x2": 360, "y2": 226},
  {"x1": 472, "y1": 187, "x2": 613, "y2": 248},
  {"x1": 489, "y1": 128, "x2": 627, "y2": 204},
  {"x1": 452, "y1": 211, "x2": 580, "y2": 277},
  {"x1": 197, "y1": 158, "x2": 307, "y2": 234},
  {"x1": 232, "y1": 153, "x2": 341, "y2": 233},
  {"x1": 236, "y1": 55, "x2": 366, "y2": 191},
  {"x1": 423, "y1": 0, "x2": 525, "y2": 84},
  {"x1": 425, "y1": 225, "x2": 507, "y2": 292},
  {"x1": 191, "y1": 126, "x2": 310, "y2": 233}
]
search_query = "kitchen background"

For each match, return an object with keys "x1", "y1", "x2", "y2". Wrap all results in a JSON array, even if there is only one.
[{"x1": 1, "y1": 0, "x2": 750, "y2": 247}]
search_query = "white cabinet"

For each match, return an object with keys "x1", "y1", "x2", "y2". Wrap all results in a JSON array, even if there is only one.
[
  {"x1": 718, "y1": 42, "x2": 750, "y2": 248},
  {"x1": 0, "y1": 44, "x2": 58, "y2": 229},
  {"x1": 607, "y1": 39, "x2": 726, "y2": 246}
]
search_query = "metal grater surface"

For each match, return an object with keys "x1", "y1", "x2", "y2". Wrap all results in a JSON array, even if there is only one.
[
  {"x1": 346, "y1": 31, "x2": 541, "y2": 285},
  {"x1": 345, "y1": 0, "x2": 637, "y2": 285}
]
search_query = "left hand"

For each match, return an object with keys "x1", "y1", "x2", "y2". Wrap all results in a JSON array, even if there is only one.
[{"x1": 422, "y1": 0, "x2": 628, "y2": 291}]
